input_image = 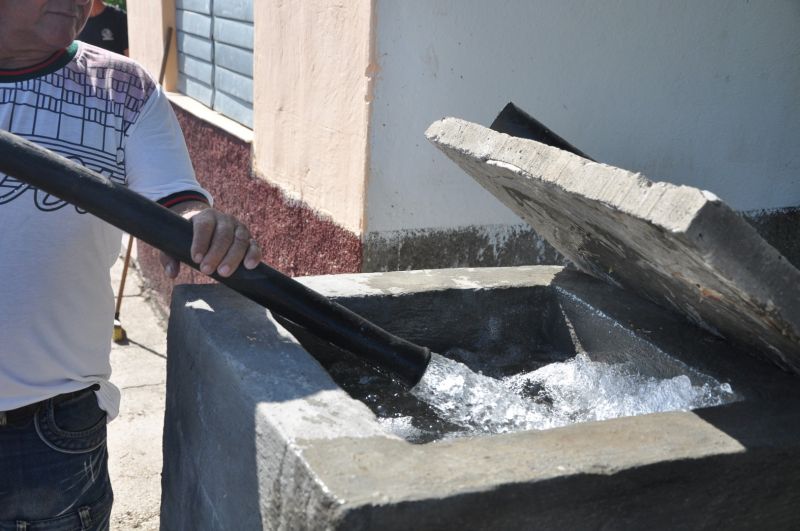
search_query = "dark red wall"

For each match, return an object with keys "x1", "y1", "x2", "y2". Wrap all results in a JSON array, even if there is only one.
[{"x1": 137, "y1": 105, "x2": 362, "y2": 307}]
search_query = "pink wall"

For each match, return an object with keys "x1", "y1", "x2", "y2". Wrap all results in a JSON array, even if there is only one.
[{"x1": 138, "y1": 106, "x2": 363, "y2": 307}]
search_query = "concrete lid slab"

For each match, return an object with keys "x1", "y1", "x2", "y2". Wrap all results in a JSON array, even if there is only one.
[{"x1": 426, "y1": 118, "x2": 800, "y2": 375}]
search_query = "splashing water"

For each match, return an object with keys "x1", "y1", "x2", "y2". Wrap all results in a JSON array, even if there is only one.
[{"x1": 409, "y1": 351, "x2": 736, "y2": 437}]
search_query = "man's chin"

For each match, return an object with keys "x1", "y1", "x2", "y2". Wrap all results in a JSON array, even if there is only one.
[
  {"x1": 38, "y1": 30, "x2": 80, "y2": 51},
  {"x1": 38, "y1": 15, "x2": 87, "y2": 47}
]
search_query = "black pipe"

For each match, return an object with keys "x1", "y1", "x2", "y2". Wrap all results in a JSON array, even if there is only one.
[
  {"x1": 0, "y1": 129, "x2": 431, "y2": 386},
  {"x1": 490, "y1": 102, "x2": 595, "y2": 161}
]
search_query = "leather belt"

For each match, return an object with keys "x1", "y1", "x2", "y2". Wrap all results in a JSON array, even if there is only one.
[{"x1": 0, "y1": 385, "x2": 99, "y2": 427}]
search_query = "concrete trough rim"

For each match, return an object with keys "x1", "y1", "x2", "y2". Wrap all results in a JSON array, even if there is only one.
[
  {"x1": 296, "y1": 408, "x2": 748, "y2": 503},
  {"x1": 164, "y1": 266, "x2": 800, "y2": 528}
]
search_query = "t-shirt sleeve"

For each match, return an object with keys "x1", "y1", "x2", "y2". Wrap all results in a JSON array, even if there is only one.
[{"x1": 124, "y1": 84, "x2": 212, "y2": 205}]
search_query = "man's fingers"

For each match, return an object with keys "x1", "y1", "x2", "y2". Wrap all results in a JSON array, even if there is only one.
[
  {"x1": 243, "y1": 239, "x2": 262, "y2": 270},
  {"x1": 216, "y1": 227, "x2": 254, "y2": 277},
  {"x1": 199, "y1": 216, "x2": 236, "y2": 275},
  {"x1": 190, "y1": 210, "x2": 217, "y2": 265},
  {"x1": 159, "y1": 252, "x2": 180, "y2": 278},
  {"x1": 187, "y1": 209, "x2": 259, "y2": 278}
]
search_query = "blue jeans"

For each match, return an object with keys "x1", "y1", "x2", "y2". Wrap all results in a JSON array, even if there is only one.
[{"x1": 0, "y1": 387, "x2": 113, "y2": 530}]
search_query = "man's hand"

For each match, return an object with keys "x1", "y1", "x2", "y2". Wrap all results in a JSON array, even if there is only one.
[{"x1": 160, "y1": 201, "x2": 262, "y2": 279}]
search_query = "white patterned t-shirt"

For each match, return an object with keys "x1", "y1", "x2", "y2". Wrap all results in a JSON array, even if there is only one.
[{"x1": 0, "y1": 42, "x2": 210, "y2": 419}]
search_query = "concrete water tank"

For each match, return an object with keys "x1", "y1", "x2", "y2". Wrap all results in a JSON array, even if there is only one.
[{"x1": 161, "y1": 119, "x2": 800, "y2": 530}]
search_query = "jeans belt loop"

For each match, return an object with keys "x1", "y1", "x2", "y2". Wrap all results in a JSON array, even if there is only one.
[
  {"x1": 0, "y1": 411, "x2": 6, "y2": 426},
  {"x1": 79, "y1": 506, "x2": 92, "y2": 530}
]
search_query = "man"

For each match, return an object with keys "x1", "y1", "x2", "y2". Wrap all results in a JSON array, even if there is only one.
[
  {"x1": 0, "y1": 1, "x2": 261, "y2": 528},
  {"x1": 78, "y1": 0, "x2": 128, "y2": 56}
]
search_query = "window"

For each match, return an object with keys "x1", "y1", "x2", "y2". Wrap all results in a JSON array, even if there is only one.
[{"x1": 175, "y1": 0, "x2": 253, "y2": 128}]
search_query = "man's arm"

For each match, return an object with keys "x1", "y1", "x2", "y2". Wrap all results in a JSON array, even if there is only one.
[{"x1": 163, "y1": 200, "x2": 261, "y2": 279}]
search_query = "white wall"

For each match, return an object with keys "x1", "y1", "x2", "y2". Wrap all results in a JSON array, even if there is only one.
[{"x1": 367, "y1": 0, "x2": 800, "y2": 233}]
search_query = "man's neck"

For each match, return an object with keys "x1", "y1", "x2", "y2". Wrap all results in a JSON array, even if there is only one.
[
  {"x1": 0, "y1": 47, "x2": 64, "y2": 70},
  {"x1": 90, "y1": 2, "x2": 107, "y2": 17}
]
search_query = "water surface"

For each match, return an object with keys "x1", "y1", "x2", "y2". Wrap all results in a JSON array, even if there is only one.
[{"x1": 401, "y1": 350, "x2": 736, "y2": 440}]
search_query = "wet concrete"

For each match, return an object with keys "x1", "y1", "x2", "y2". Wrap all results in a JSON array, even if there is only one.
[{"x1": 362, "y1": 223, "x2": 566, "y2": 272}]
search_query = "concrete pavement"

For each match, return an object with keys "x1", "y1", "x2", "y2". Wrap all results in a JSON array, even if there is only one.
[{"x1": 108, "y1": 240, "x2": 167, "y2": 530}]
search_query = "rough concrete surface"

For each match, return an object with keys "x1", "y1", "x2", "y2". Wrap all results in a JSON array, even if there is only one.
[
  {"x1": 108, "y1": 241, "x2": 166, "y2": 530},
  {"x1": 426, "y1": 118, "x2": 800, "y2": 375}
]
